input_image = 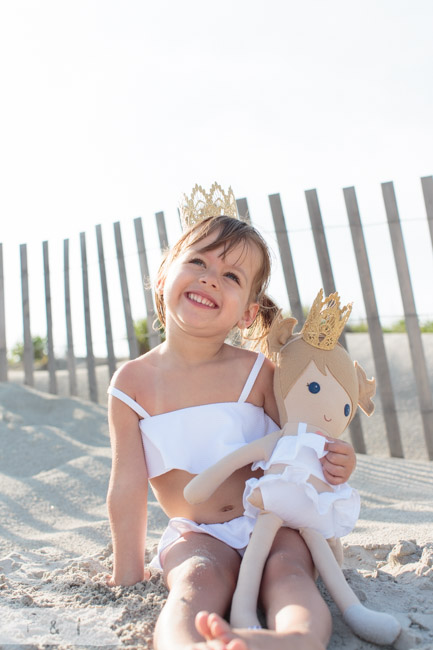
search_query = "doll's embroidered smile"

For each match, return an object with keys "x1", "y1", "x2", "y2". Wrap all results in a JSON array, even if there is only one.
[
  {"x1": 186, "y1": 292, "x2": 218, "y2": 308},
  {"x1": 324, "y1": 415, "x2": 332, "y2": 422}
]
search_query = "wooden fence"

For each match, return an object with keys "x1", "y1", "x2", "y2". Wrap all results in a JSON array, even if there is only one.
[{"x1": 1, "y1": 178, "x2": 433, "y2": 460}]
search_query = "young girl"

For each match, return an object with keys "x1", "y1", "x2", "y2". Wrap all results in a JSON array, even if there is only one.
[{"x1": 106, "y1": 208, "x2": 356, "y2": 650}]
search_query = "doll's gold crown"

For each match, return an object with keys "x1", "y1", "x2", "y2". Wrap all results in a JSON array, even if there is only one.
[
  {"x1": 301, "y1": 289, "x2": 352, "y2": 350},
  {"x1": 180, "y1": 182, "x2": 239, "y2": 230}
]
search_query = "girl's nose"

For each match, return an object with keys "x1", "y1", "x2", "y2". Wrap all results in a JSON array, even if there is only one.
[{"x1": 199, "y1": 271, "x2": 218, "y2": 289}]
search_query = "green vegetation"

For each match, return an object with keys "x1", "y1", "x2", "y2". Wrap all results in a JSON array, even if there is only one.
[
  {"x1": 134, "y1": 318, "x2": 151, "y2": 355},
  {"x1": 134, "y1": 318, "x2": 165, "y2": 355},
  {"x1": 346, "y1": 318, "x2": 433, "y2": 333},
  {"x1": 10, "y1": 336, "x2": 48, "y2": 365}
]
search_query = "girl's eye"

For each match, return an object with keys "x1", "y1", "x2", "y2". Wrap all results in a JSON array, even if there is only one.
[
  {"x1": 189, "y1": 258, "x2": 205, "y2": 267},
  {"x1": 344, "y1": 404, "x2": 350, "y2": 417},
  {"x1": 307, "y1": 382, "x2": 320, "y2": 394},
  {"x1": 224, "y1": 272, "x2": 240, "y2": 284}
]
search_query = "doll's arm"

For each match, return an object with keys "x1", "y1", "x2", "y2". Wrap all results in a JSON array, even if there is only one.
[{"x1": 184, "y1": 429, "x2": 282, "y2": 504}]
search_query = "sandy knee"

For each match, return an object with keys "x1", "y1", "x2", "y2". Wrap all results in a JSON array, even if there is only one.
[{"x1": 170, "y1": 552, "x2": 237, "y2": 592}]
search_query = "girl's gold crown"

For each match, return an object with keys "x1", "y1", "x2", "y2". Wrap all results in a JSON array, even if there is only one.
[
  {"x1": 301, "y1": 289, "x2": 352, "y2": 350},
  {"x1": 180, "y1": 182, "x2": 239, "y2": 230}
]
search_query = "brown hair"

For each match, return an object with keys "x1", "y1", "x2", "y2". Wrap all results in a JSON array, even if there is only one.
[{"x1": 154, "y1": 215, "x2": 279, "y2": 350}]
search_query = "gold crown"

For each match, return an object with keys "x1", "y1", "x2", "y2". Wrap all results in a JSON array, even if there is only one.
[
  {"x1": 180, "y1": 182, "x2": 239, "y2": 230},
  {"x1": 301, "y1": 289, "x2": 352, "y2": 350}
]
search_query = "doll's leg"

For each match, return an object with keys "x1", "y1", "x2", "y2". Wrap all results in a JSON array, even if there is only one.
[
  {"x1": 230, "y1": 511, "x2": 283, "y2": 629},
  {"x1": 326, "y1": 536, "x2": 344, "y2": 566},
  {"x1": 299, "y1": 527, "x2": 401, "y2": 646},
  {"x1": 299, "y1": 527, "x2": 358, "y2": 612}
]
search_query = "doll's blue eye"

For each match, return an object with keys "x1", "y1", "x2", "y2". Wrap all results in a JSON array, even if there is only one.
[
  {"x1": 344, "y1": 404, "x2": 350, "y2": 417},
  {"x1": 308, "y1": 382, "x2": 321, "y2": 394}
]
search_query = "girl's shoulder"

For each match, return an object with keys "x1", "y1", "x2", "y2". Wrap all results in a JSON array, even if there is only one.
[
  {"x1": 110, "y1": 346, "x2": 162, "y2": 398},
  {"x1": 244, "y1": 351, "x2": 279, "y2": 423},
  {"x1": 252, "y1": 352, "x2": 275, "y2": 392}
]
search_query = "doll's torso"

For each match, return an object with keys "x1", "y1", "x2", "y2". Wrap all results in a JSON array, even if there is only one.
[{"x1": 245, "y1": 423, "x2": 360, "y2": 539}]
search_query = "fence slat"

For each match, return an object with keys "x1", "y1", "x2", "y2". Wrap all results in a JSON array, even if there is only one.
[
  {"x1": 114, "y1": 222, "x2": 139, "y2": 360},
  {"x1": 268, "y1": 193, "x2": 304, "y2": 326},
  {"x1": 43, "y1": 241, "x2": 57, "y2": 394},
  {"x1": 96, "y1": 225, "x2": 117, "y2": 378},
  {"x1": 236, "y1": 197, "x2": 251, "y2": 224},
  {"x1": 344, "y1": 187, "x2": 403, "y2": 457},
  {"x1": 305, "y1": 189, "x2": 336, "y2": 296},
  {"x1": 382, "y1": 181, "x2": 433, "y2": 459},
  {"x1": 421, "y1": 175, "x2": 433, "y2": 253},
  {"x1": 305, "y1": 189, "x2": 366, "y2": 454},
  {"x1": 156, "y1": 211, "x2": 168, "y2": 251},
  {"x1": 0, "y1": 244, "x2": 7, "y2": 381},
  {"x1": 80, "y1": 232, "x2": 98, "y2": 402},
  {"x1": 64, "y1": 239, "x2": 77, "y2": 396},
  {"x1": 20, "y1": 244, "x2": 33, "y2": 386},
  {"x1": 134, "y1": 217, "x2": 160, "y2": 350}
]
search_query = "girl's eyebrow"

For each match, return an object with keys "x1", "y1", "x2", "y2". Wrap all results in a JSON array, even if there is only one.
[{"x1": 191, "y1": 245, "x2": 249, "y2": 282}]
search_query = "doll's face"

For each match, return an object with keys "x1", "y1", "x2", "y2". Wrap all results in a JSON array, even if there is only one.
[{"x1": 282, "y1": 360, "x2": 352, "y2": 438}]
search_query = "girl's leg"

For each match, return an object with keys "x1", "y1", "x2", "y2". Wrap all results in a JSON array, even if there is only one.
[
  {"x1": 153, "y1": 531, "x2": 241, "y2": 650},
  {"x1": 260, "y1": 527, "x2": 332, "y2": 647},
  {"x1": 195, "y1": 528, "x2": 331, "y2": 650}
]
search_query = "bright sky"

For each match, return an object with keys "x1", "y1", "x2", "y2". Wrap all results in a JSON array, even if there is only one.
[{"x1": 1, "y1": 0, "x2": 432, "y2": 357}]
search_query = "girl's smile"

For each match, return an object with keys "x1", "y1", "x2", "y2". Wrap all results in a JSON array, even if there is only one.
[{"x1": 186, "y1": 291, "x2": 219, "y2": 309}]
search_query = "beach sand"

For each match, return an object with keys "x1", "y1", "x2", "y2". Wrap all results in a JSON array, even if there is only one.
[{"x1": 0, "y1": 381, "x2": 432, "y2": 649}]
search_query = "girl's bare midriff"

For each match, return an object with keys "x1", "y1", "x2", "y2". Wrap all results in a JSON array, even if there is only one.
[{"x1": 150, "y1": 464, "x2": 263, "y2": 524}]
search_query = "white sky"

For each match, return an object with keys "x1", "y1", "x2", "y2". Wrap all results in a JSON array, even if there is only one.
[{"x1": 1, "y1": 0, "x2": 432, "y2": 357}]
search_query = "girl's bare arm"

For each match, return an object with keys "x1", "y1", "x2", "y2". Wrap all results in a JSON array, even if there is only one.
[{"x1": 107, "y1": 394, "x2": 149, "y2": 586}]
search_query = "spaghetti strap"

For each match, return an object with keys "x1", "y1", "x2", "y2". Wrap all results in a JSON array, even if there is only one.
[
  {"x1": 238, "y1": 352, "x2": 265, "y2": 403},
  {"x1": 107, "y1": 386, "x2": 150, "y2": 419}
]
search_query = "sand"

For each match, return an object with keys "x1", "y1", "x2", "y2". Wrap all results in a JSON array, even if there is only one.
[{"x1": 0, "y1": 381, "x2": 432, "y2": 649}]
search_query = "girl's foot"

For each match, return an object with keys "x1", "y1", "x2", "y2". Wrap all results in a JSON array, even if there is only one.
[
  {"x1": 195, "y1": 612, "x2": 247, "y2": 650},
  {"x1": 195, "y1": 612, "x2": 326, "y2": 650}
]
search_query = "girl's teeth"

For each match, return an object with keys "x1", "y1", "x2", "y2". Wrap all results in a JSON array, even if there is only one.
[{"x1": 189, "y1": 293, "x2": 214, "y2": 307}]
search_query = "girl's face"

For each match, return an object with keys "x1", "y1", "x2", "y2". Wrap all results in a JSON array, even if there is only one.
[
  {"x1": 161, "y1": 231, "x2": 262, "y2": 337},
  {"x1": 282, "y1": 360, "x2": 352, "y2": 438}
]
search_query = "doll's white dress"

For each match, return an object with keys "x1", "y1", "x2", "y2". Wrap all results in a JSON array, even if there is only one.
[{"x1": 243, "y1": 423, "x2": 360, "y2": 539}]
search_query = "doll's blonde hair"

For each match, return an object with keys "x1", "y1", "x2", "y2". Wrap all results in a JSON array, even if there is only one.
[{"x1": 269, "y1": 317, "x2": 375, "y2": 426}]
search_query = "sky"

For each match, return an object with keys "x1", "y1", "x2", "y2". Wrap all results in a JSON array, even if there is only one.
[{"x1": 0, "y1": 0, "x2": 432, "y2": 358}]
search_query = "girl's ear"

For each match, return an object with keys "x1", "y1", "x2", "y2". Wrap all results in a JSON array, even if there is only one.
[
  {"x1": 238, "y1": 302, "x2": 259, "y2": 329},
  {"x1": 267, "y1": 313, "x2": 298, "y2": 353},
  {"x1": 355, "y1": 361, "x2": 376, "y2": 416}
]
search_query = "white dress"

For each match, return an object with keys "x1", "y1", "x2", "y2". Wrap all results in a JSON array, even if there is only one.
[
  {"x1": 243, "y1": 423, "x2": 360, "y2": 539},
  {"x1": 108, "y1": 352, "x2": 278, "y2": 569}
]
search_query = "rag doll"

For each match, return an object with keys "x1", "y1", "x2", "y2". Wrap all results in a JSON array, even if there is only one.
[{"x1": 184, "y1": 289, "x2": 402, "y2": 647}]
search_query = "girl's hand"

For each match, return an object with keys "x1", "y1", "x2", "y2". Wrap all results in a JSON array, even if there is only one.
[
  {"x1": 320, "y1": 438, "x2": 356, "y2": 485},
  {"x1": 106, "y1": 574, "x2": 116, "y2": 587}
]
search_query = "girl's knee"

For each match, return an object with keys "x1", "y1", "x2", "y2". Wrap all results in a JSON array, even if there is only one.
[
  {"x1": 264, "y1": 549, "x2": 314, "y2": 585},
  {"x1": 169, "y1": 553, "x2": 238, "y2": 592},
  {"x1": 264, "y1": 530, "x2": 316, "y2": 583}
]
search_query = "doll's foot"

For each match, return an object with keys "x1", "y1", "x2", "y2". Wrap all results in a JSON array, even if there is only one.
[{"x1": 195, "y1": 612, "x2": 325, "y2": 650}]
